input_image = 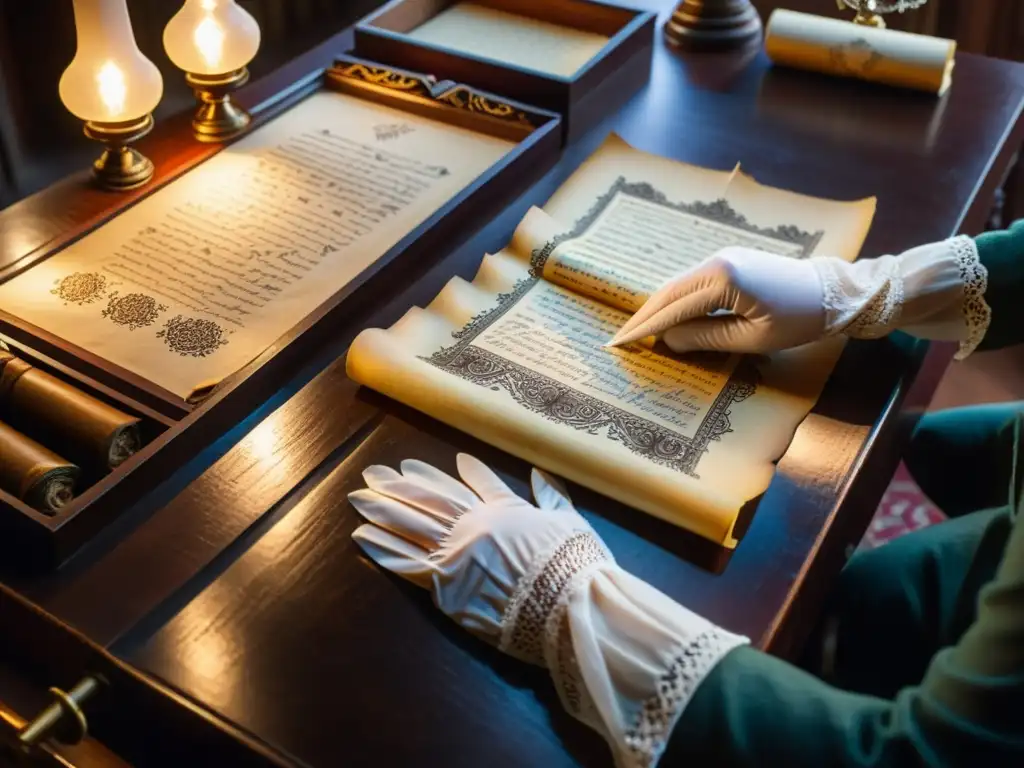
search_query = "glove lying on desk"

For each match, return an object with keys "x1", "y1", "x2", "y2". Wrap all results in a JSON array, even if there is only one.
[
  {"x1": 607, "y1": 236, "x2": 991, "y2": 360},
  {"x1": 348, "y1": 454, "x2": 748, "y2": 768}
]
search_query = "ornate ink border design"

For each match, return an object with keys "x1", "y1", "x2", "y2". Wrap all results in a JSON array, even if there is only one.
[
  {"x1": 419, "y1": 180, "x2": 820, "y2": 477},
  {"x1": 529, "y1": 177, "x2": 824, "y2": 275}
]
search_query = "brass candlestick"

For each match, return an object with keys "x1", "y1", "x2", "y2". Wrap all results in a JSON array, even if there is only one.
[
  {"x1": 665, "y1": 0, "x2": 763, "y2": 51},
  {"x1": 83, "y1": 114, "x2": 155, "y2": 191},
  {"x1": 186, "y1": 67, "x2": 251, "y2": 143}
]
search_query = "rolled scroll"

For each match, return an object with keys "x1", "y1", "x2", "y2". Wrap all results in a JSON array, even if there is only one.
[
  {"x1": 0, "y1": 352, "x2": 141, "y2": 472},
  {"x1": 0, "y1": 420, "x2": 79, "y2": 514},
  {"x1": 765, "y1": 9, "x2": 956, "y2": 95}
]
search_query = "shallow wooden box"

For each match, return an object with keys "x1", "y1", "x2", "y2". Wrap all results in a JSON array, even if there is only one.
[
  {"x1": 0, "y1": 53, "x2": 561, "y2": 570},
  {"x1": 354, "y1": 0, "x2": 656, "y2": 141}
]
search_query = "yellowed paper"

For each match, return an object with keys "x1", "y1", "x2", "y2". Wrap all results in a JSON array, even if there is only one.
[
  {"x1": 765, "y1": 9, "x2": 956, "y2": 95},
  {"x1": 407, "y1": 2, "x2": 610, "y2": 78},
  {"x1": 0, "y1": 91, "x2": 514, "y2": 400},
  {"x1": 347, "y1": 135, "x2": 876, "y2": 547}
]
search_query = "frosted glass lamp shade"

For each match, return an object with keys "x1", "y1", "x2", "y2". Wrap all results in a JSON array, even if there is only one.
[
  {"x1": 59, "y1": 0, "x2": 163, "y2": 123},
  {"x1": 163, "y1": 0, "x2": 261, "y2": 76}
]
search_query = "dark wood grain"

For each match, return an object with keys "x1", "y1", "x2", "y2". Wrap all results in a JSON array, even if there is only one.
[
  {"x1": 3, "y1": 3, "x2": 1024, "y2": 766},
  {"x1": 115, "y1": 29, "x2": 1024, "y2": 768},
  {"x1": 131, "y1": 419, "x2": 613, "y2": 768}
]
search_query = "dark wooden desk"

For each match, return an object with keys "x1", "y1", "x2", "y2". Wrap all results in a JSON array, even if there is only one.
[{"x1": 2, "y1": 4, "x2": 1024, "y2": 767}]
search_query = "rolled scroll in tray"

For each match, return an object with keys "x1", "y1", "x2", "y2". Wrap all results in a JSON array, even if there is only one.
[
  {"x1": 0, "y1": 420, "x2": 79, "y2": 514},
  {"x1": 0, "y1": 352, "x2": 141, "y2": 472}
]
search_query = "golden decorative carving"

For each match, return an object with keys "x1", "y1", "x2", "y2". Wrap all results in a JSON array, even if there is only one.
[
  {"x1": 329, "y1": 58, "x2": 535, "y2": 126},
  {"x1": 435, "y1": 86, "x2": 533, "y2": 125},
  {"x1": 330, "y1": 62, "x2": 436, "y2": 96}
]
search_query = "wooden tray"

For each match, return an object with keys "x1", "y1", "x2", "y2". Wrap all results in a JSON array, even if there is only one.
[
  {"x1": 354, "y1": 0, "x2": 656, "y2": 142},
  {"x1": 0, "y1": 53, "x2": 561, "y2": 570}
]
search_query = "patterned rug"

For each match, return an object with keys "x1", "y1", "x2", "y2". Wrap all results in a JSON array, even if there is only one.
[{"x1": 861, "y1": 463, "x2": 946, "y2": 550}]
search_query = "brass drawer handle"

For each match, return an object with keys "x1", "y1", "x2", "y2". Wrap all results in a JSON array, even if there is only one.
[{"x1": 18, "y1": 676, "x2": 102, "y2": 748}]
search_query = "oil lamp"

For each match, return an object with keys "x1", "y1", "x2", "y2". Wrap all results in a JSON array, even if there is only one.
[
  {"x1": 163, "y1": 0, "x2": 261, "y2": 142},
  {"x1": 59, "y1": 0, "x2": 164, "y2": 191}
]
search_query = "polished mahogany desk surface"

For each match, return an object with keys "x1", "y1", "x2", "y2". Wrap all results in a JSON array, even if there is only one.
[{"x1": 2, "y1": 7, "x2": 1024, "y2": 768}]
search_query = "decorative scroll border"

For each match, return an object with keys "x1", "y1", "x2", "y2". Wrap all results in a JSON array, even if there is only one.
[
  {"x1": 327, "y1": 58, "x2": 537, "y2": 127},
  {"x1": 529, "y1": 177, "x2": 824, "y2": 276},
  {"x1": 419, "y1": 180, "x2": 820, "y2": 477}
]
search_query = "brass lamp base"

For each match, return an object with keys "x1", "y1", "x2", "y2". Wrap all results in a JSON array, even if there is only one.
[
  {"x1": 83, "y1": 115, "x2": 155, "y2": 192},
  {"x1": 186, "y1": 68, "x2": 251, "y2": 143},
  {"x1": 665, "y1": 0, "x2": 763, "y2": 51}
]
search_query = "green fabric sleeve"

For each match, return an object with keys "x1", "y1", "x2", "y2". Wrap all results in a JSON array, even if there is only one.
[
  {"x1": 974, "y1": 220, "x2": 1024, "y2": 351},
  {"x1": 665, "y1": 510, "x2": 1024, "y2": 766}
]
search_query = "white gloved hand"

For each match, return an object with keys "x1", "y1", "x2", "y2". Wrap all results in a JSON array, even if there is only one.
[
  {"x1": 349, "y1": 454, "x2": 748, "y2": 768},
  {"x1": 609, "y1": 246, "x2": 826, "y2": 354},
  {"x1": 607, "y1": 237, "x2": 990, "y2": 361}
]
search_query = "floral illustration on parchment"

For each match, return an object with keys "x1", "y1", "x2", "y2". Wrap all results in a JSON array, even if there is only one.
[
  {"x1": 102, "y1": 292, "x2": 168, "y2": 331},
  {"x1": 51, "y1": 272, "x2": 108, "y2": 306},
  {"x1": 157, "y1": 315, "x2": 229, "y2": 358}
]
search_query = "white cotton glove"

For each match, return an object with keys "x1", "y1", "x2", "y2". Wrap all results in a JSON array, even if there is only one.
[
  {"x1": 349, "y1": 454, "x2": 748, "y2": 768},
  {"x1": 607, "y1": 236, "x2": 991, "y2": 361}
]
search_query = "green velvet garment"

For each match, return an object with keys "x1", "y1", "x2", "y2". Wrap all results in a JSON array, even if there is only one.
[
  {"x1": 975, "y1": 220, "x2": 1024, "y2": 351},
  {"x1": 665, "y1": 227, "x2": 1024, "y2": 766}
]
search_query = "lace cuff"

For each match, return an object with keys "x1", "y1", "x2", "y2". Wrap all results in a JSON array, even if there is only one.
[
  {"x1": 498, "y1": 531, "x2": 613, "y2": 666},
  {"x1": 548, "y1": 613, "x2": 747, "y2": 768},
  {"x1": 949, "y1": 235, "x2": 991, "y2": 360},
  {"x1": 617, "y1": 629, "x2": 749, "y2": 767},
  {"x1": 813, "y1": 236, "x2": 992, "y2": 359},
  {"x1": 499, "y1": 538, "x2": 747, "y2": 768}
]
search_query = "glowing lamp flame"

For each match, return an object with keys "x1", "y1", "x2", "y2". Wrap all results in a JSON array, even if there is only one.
[
  {"x1": 96, "y1": 61, "x2": 127, "y2": 118},
  {"x1": 194, "y1": 16, "x2": 225, "y2": 69},
  {"x1": 201, "y1": 0, "x2": 218, "y2": 9}
]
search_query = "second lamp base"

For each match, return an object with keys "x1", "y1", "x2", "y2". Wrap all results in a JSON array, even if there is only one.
[
  {"x1": 186, "y1": 68, "x2": 252, "y2": 143},
  {"x1": 665, "y1": 0, "x2": 763, "y2": 51},
  {"x1": 84, "y1": 116, "x2": 155, "y2": 192}
]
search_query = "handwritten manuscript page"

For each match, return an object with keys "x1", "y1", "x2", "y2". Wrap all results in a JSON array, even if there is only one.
[
  {"x1": 0, "y1": 91, "x2": 514, "y2": 400},
  {"x1": 347, "y1": 135, "x2": 876, "y2": 547}
]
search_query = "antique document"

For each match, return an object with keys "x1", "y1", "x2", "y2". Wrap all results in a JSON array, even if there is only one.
[
  {"x1": 347, "y1": 135, "x2": 875, "y2": 547},
  {"x1": 0, "y1": 91, "x2": 514, "y2": 400},
  {"x1": 765, "y1": 9, "x2": 956, "y2": 95},
  {"x1": 406, "y1": 2, "x2": 610, "y2": 78}
]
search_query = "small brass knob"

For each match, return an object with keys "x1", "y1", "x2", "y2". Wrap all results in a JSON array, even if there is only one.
[{"x1": 18, "y1": 677, "x2": 102, "y2": 748}]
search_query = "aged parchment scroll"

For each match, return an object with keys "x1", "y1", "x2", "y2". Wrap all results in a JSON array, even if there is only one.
[{"x1": 347, "y1": 135, "x2": 876, "y2": 547}]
